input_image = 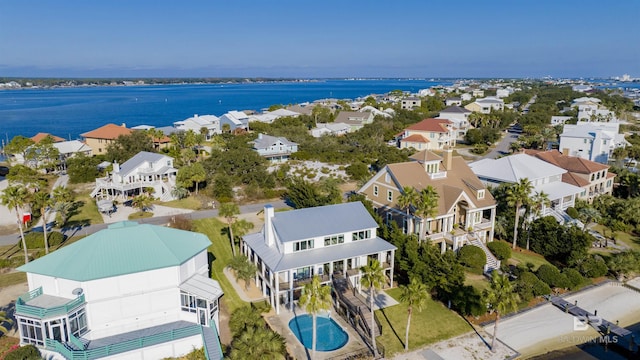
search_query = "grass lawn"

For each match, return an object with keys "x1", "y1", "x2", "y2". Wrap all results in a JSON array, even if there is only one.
[
  {"x1": 508, "y1": 249, "x2": 552, "y2": 271},
  {"x1": 375, "y1": 288, "x2": 473, "y2": 356},
  {"x1": 67, "y1": 193, "x2": 104, "y2": 227},
  {"x1": 159, "y1": 197, "x2": 203, "y2": 210},
  {"x1": 464, "y1": 272, "x2": 489, "y2": 292},
  {"x1": 0, "y1": 271, "x2": 27, "y2": 287},
  {"x1": 193, "y1": 217, "x2": 247, "y2": 314},
  {"x1": 591, "y1": 224, "x2": 640, "y2": 251},
  {"x1": 128, "y1": 211, "x2": 154, "y2": 220}
]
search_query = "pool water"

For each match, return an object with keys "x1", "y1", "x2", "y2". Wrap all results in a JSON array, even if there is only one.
[{"x1": 288, "y1": 314, "x2": 349, "y2": 351}]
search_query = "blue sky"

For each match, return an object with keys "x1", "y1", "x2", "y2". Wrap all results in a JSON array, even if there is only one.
[{"x1": 0, "y1": 0, "x2": 638, "y2": 78}]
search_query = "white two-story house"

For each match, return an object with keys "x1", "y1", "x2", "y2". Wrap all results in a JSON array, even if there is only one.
[
  {"x1": 250, "y1": 134, "x2": 298, "y2": 162},
  {"x1": 91, "y1": 151, "x2": 177, "y2": 202},
  {"x1": 242, "y1": 202, "x2": 396, "y2": 314},
  {"x1": 15, "y1": 221, "x2": 223, "y2": 360},
  {"x1": 559, "y1": 122, "x2": 628, "y2": 164},
  {"x1": 469, "y1": 153, "x2": 584, "y2": 223},
  {"x1": 174, "y1": 114, "x2": 220, "y2": 140}
]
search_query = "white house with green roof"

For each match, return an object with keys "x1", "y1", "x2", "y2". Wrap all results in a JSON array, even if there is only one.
[
  {"x1": 242, "y1": 202, "x2": 396, "y2": 314},
  {"x1": 15, "y1": 221, "x2": 223, "y2": 360}
]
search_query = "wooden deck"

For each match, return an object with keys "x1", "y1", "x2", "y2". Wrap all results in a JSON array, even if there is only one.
[{"x1": 333, "y1": 276, "x2": 380, "y2": 337}]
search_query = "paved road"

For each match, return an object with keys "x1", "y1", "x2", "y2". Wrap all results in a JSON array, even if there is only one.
[
  {"x1": 0, "y1": 199, "x2": 289, "y2": 246},
  {"x1": 484, "y1": 131, "x2": 521, "y2": 159}
]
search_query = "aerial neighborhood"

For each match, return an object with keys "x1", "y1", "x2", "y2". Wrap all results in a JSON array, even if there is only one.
[{"x1": 1, "y1": 78, "x2": 640, "y2": 360}]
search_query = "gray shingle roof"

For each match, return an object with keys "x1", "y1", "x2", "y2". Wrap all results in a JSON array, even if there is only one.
[{"x1": 119, "y1": 151, "x2": 171, "y2": 177}]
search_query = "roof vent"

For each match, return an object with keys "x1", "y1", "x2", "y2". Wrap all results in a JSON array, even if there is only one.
[{"x1": 72, "y1": 288, "x2": 84, "y2": 296}]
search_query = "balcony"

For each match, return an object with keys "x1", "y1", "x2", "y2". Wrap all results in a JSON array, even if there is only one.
[
  {"x1": 279, "y1": 274, "x2": 331, "y2": 290},
  {"x1": 16, "y1": 287, "x2": 85, "y2": 319}
]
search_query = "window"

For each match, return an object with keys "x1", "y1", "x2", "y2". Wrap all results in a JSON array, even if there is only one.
[
  {"x1": 294, "y1": 239, "x2": 314, "y2": 252},
  {"x1": 68, "y1": 307, "x2": 88, "y2": 337},
  {"x1": 19, "y1": 318, "x2": 44, "y2": 346},
  {"x1": 607, "y1": 180, "x2": 612, "y2": 187},
  {"x1": 474, "y1": 211, "x2": 482, "y2": 223},
  {"x1": 324, "y1": 235, "x2": 344, "y2": 246},
  {"x1": 181, "y1": 291, "x2": 208, "y2": 313},
  {"x1": 584, "y1": 139, "x2": 588, "y2": 144},
  {"x1": 387, "y1": 190, "x2": 393, "y2": 202},
  {"x1": 373, "y1": 185, "x2": 378, "y2": 196},
  {"x1": 591, "y1": 174, "x2": 595, "y2": 181},
  {"x1": 477, "y1": 189, "x2": 485, "y2": 199},
  {"x1": 352, "y1": 230, "x2": 371, "y2": 241}
]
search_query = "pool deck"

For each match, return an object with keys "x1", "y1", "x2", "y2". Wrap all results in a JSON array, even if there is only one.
[{"x1": 265, "y1": 305, "x2": 371, "y2": 360}]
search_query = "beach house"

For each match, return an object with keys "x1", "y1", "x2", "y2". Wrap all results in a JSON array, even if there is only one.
[
  {"x1": 358, "y1": 148, "x2": 498, "y2": 270},
  {"x1": 90, "y1": 151, "x2": 177, "y2": 202},
  {"x1": 397, "y1": 118, "x2": 456, "y2": 150},
  {"x1": 14, "y1": 221, "x2": 223, "y2": 360},
  {"x1": 241, "y1": 202, "x2": 396, "y2": 314},
  {"x1": 80, "y1": 123, "x2": 133, "y2": 156},
  {"x1": 559, "y1": 121, "x2": 628, "y2": 164},
  {"x1": 469, "y1": 153, "x2": 584, "y2": 223},
  {"x1": 250, "y1": 133, "x2": 298, "y2": 162}
]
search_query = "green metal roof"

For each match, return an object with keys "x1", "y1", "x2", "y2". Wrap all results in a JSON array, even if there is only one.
[{"x1": 18, "y1": 221, "x2": 211, "y2": 281}]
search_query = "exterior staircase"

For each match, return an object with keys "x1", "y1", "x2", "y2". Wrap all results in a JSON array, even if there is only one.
[
  {"x1": 201, "y1": 325, "x2": 223, "y2": 360},
  {"x1": 468, "y1": 236, "x2": 501, "y2": 274},
  {"x1": 332, "y1": 276, "x2": 381, "y2": 338}
]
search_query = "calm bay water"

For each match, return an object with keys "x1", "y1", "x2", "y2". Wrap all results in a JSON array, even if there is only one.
[
  {"x1": 531, "y1": 322, "x2": 640, "y2": 360},
  {"x1": 0, "y1": 79, "x2": 450, "y2": 142}
]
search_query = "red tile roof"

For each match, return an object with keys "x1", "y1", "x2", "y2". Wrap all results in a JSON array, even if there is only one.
[
  {"x1": 526, "y1": 149, "x2": 608, "y2": 174},
  {"x1": 405, "y1": 118, "x2": 452, "y2": 133},
  {"x1": 81, "y1": 123, "x2": 133, "y2": 140},
  {"x1": 31, "y1": 133, "x2": 65, "y2": 143},
  {"x1": 401, "y1": 134, "x2": 429, "y2": 143},
  {"x1": 562, "y1": 172, "x2": 590, "y2": 187}
]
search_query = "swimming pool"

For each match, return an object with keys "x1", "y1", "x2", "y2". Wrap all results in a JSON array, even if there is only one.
[{"x1": 288, "y1": 313, "x2": 349, "y2": 351}]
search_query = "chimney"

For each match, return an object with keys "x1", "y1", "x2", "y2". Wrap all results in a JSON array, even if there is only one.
[
  {"x1": 258, "y1": 133, "x2": 263, "y2": 139},
  {"x1": 121, "y1": 123, "x2": 126, "y2": 128},
  {"x1": 443, "y1": 146, "x2": 453, "y2": 170},
  {"x1": 264, "y1": 205, "x2": 275, "y2": 247},
  {"x1": 562, "y1": 148, "x2": 569, "y2": 156},
  {"x1": 113, "y1": 162, "x2": 120, "y2": 173}
]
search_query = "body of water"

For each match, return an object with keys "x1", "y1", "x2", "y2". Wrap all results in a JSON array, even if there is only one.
[
  {"x1": 532, "y1": 322, "x2": 640, "y2": 360},
  {"x1": 0, "y1": 79, "x2": 450, "y2": 142}
]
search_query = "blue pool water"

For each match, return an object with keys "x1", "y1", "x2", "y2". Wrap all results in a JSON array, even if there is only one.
[{"x1": 288, "y1": 314, "x2": 349, "y2": 352}]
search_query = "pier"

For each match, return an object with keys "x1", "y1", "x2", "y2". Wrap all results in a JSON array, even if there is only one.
[{"x1": 548, "y1": 295, "x2": 638, "y2": 354}]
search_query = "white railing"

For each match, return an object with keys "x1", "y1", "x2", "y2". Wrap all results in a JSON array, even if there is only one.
[{"x1": 429, "y1": 171, "x2": 447, "y2": 180}]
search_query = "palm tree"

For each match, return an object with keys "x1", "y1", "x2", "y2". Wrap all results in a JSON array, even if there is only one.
[
  {"x1": 483, "y1": 271, "x2": 519, "y2": 352},
  {"x1": 0, "y1": 310, "x2": 13, "y2": 335},
  {"x1": 219, "y1": 202, "x2": 240, "y2": 256},
  {"x1": 131, "y1": 194, "x2": 153, "y2": 213},
  {"x1": 1, "y1": 184, "x2": 29, "y2": 264},
  {"x1": 229, "y1": 325, "x2": 287, "y2": 360},
  {"x1": 360, "y1": 258, "x2": 386, "y2": 356},
  {"x1": 397, "y1": 186, "x2": 418, "y2": 234},
  {"x1": 399, "y1": 278, "x2": 430, "y2": 351},
  {"x1": 32, "y1": 190, "x2": 53, "y2": 254},
  {"x1": 526, "y1": 191, "x2": 550, "y2": 250},
  {"x1": 415, "y1": 186, "x2": 439, "y2": 241},
  {"x1": 506, "y1": 178, "x2": 533, "y2": 249},
  {"x1": 579, "y1": 206, "x2": 601, "y2": 239},
  {"x1": 298, "y1": 275, "x2": 332, "y2": 359}
]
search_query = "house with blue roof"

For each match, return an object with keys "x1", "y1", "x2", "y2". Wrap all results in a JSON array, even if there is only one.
[
  {"x1": 14, "y1": 221, "x2": 223, "y2": 360},
  {"x1": 242, "y1": 202, "x2": 396, "y2": 314}
]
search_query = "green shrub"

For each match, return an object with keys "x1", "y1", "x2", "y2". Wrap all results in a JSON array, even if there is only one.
[
  {"x1": 536, "y1": 264, "x2": 571, "y2": 289},
  {"x1": 449, "y1": 285, "x2": 486, "y2": 316},
  {"x1": 487, "y1": 240, "x2": 512, "y2": 260},
  {"x1": 4, "y1": 344, "x2": 41, "y2": 360},
  {"x1": 532, "y1": 279, "x2": 552, "y2": 296},
  {"x1": 566, "y1": 207, "x2": 579, "y2": 219},
  {"x1": 458, "y1": 245, "x2": 486, "y2": 271},
  {"x1": 18, "y1": 231, "x2": 65, "y2": 249},
  {"x1": 579, "y1": 255, "x2": 609, "y2": 278},
  {"x1": 563, "y1": 268, "x2": 586, "y2": 290}
]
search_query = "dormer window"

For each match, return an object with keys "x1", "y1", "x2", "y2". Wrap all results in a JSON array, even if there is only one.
[{"x1": 477, "y1": 190, "x2": 485, "y2": 199}]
